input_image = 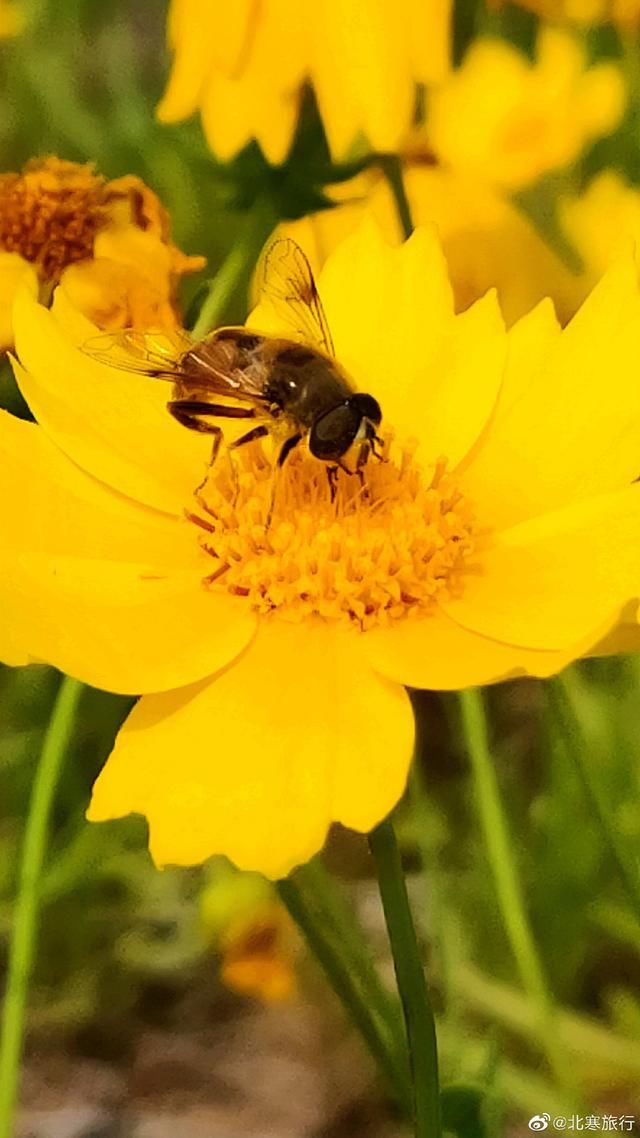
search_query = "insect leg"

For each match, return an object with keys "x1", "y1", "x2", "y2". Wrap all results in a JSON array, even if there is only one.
[
  {"x1": 370, "y1": 434, "x2": 385, "y2": 462},
  {"x1": 167, "y1": 398, "x2": 256, "y2": 427},
  {"x1": 277, "y1": 432, "x2": 303, "y2": 467},
  {"x1": 169, "y1": 404, "x2": 224, "y2": 470},
  {"x1": 326, "y1": 465, "x2": 339, "y2": 502},
  {"x1": 168, "y1": 400, "x2": 258, "y2": 503},
  {"x1": 228, "y1": 424, "x2": 270, "y2": 451},
  {"x1": 260, "y1": 434, "x2": 304, "y2": 531},
  {"x1": 356, "y1": 441, "x2": 370, "y2": 470}
]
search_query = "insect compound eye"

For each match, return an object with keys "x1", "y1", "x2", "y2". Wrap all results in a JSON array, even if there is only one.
[
  {"x1": 348, "y1": 392, "x2": 382, "y2": 426},
  {"x1": 309, "y1": 402, "x2": 362, "y2": 461}
]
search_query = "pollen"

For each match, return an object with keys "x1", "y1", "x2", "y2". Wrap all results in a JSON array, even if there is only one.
[
  {"x1": 0, "y1": 157, "x2": 108, "y2": 282},
  {"x1": 188, "y1": 437, "x2": 476, "y2": 630}
]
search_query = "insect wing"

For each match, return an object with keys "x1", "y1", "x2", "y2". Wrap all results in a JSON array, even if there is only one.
[
  {"x1": 81, "y1": 328, "x2": 194, "y2": 379},
  {"x1": 184, "y1": 331, "x2": 270, "y2": 403},
  {"x1": 259, "y1": 238, "x2": 335, "y2": 357}
]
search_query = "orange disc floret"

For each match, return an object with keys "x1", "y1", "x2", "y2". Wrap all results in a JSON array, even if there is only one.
[
  {"x1": 0, "y1": 155, "x2": 206, "y2": 339},
  {"x1": 0, "y1": 157, "x2": 108, "y2": 281},
  {"x1": 190, "y1": 437, "x2": 477, "y2": 630}
]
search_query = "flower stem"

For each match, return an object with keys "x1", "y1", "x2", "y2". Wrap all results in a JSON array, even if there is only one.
[
  {"x1": 368, "y1": 817, "x2": 442, "y2": 1138},
  {"x1": 0, "y1": 676, "x2": 84, "y2": 1138},
  {"x1": 191, "y1": 203, "x2": 275, "y2": 338},
  {"x1": 546, "y1": 672, "x2": 640, "y2": 927},
  {"x1": 458, "y1": 688, "x2": 571, "y2": 1091},
  {"x1": 277, "y1": 867, "x2": 411, "y2": 1112},
  {"x1": 380, "y1": 154, "x2": 414, "y2": 240}
]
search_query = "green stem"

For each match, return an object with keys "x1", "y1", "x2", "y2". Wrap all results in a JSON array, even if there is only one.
[
  {"x1": 458, "y1": 688, "x2": 571, "y2": 1092},
  {"x1": 379, "y1": 154, "x2": 414, "y2": 240},
  {"x1": 191, "y1": 204, "x2": 275, "y2": 338},
  {"x1": 369, "y1": 817, "x2": 442, "y2": 1138},
  {"x1": 546, "y1": 673, "x2": 640, "y2": 927},
  {"x1": 277, "y1": 870, "x2": 411, "y2": 1111},
  {"x1": 0, "y1": 676, "x2": 83, "y2": 1138}
]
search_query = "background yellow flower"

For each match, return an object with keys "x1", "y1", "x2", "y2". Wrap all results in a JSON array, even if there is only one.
[
  {"x1": 157, "y1": 0, "x2": 451, "y2": 162},
  {"x1": 201, "y1": 866, "x2": 297, "y2": 1002},
  {"x1": 280, "y1": 163, "x2": 585, "y2": 325},
  {"x1": 506, "y1": 0, "x2": 640, "y2": 24},
  {"x1": 559, "y1": 170, "x2": 640, "y2": 287},
  {"x1": 0, "y1": 157, "x2": 205, "y2": 348},
  {"x1": 0, "y1": 0, "x2": 22, "y2": 37},
  {"x1": 428, "y1": 28, "x2": 625, "y2": 190}
]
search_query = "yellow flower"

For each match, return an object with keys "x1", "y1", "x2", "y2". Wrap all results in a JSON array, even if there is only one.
[
  {"x1": 157, "y1": 0, "x2": 451, "y2": 162},
  {"x1": 504, "y1": 0, "x2": 640, "y2": 24},
  {"x1": 4, "y1": 221, "x2": 640, "y2": 877},
  {"x1": 201, "y1": 867, "x2": 296, "y2": 1002},
  {"x1": 428, "y1": 28, "x2": 625, "y2": 190},
  {"x1": 281, "y1": 163, "x2": 584, "y2": 325},
  {"x1": 0, "y1": 157, "x2": 205, "y2": 348},
  {"x1": 559, "y1": 170, "x2": 640, "y2": 290},
  {"x1": 287, "y1": 163, "x2": 640, "y2": 328},
  {"x1": 0, "y1": 1, "x2": 23, "y2": 36}
]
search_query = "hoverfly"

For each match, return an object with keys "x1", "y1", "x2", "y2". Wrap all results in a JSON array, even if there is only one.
[{"x1": 82, "y1": 239, "x2": 383, "y2": 476}]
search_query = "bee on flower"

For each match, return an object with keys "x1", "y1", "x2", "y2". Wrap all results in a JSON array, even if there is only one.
[{"x1": 4, "y1": 219, "x2": 640, "y2": 877}]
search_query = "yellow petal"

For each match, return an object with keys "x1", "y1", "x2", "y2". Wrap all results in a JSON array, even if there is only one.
[
  {"x1": 317, "y1": 220, "x2": 505, "y2": 465},
  {"x1": 13, "y1": 557, "x2": 256, "y2": 695},
  {"x1": 0, "y1": 408, "x2": 197, "y2": 565},
  {"x1": 407, "y1": 0, "x2": 451, "y2": 84},
  {"x1": 461, "y1": 257, "x2": 640, "y2": 530},
  {"x1": 88, "y1": 620, "x2": 414, "y2": 877},
  {"x1": 310, "y1": 0, "x2": 414, "y2": 155},
  {"x1": 428, "y1": 30, "x2": 625, "y2": 191},
  {"x1": 591, "y1": 604, "x2": 640, "y2": 657},
  {"x1": 200, "y1": 0, "x2": 305, "y2": 164},
  {"x1": 420, "y1": 290, "x2": 506, "y2": 470},
  {"x1": 442, "y1": 485, "x2": 640, "y2": 650},
  {"x1": 12, "y1": 289, "x2": 213, "y2": 515},
  {"x1": 157, "y1": 0, "x2": 225, "y2": 121},
  {"x1": 201, "y1": 72, "x2": 300, "y2": 166},
  {"x1": 0, "y1": 253, "x2": 37, "y2": 350},
  {"x1": 364, "y1": 607, "x2": 599, "y2": 690},
  {"x1": 400, "y1": 166, "x2": 585, "y2": 326},
  {"x1": 278, "y1": 164, "x2": 586, "y2": 327},
  {"x1": 559, "y1": 170, "x2": 640, "y2": 287},
  {"x1": 58, "y1": 257, "x2": 176, "y2": 334},
  {"x1": 0, "y1": 409, "x2": 256, "y2": 691},
  {"x1": 0, "y1": 1, "x2": 24, "y2": 37}
]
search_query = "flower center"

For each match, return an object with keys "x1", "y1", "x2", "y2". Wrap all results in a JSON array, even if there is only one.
[
  {"x1": 0, "y1": 157, "x2": 108, "y2": 281},
  {"x1": 188, "y1": 436, "x2": 476, "y2": 630}
]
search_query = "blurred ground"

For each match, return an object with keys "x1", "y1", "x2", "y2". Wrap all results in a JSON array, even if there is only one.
[{"x1": 19, "y1": 1000, "x2": 398, "y2": 1138}]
